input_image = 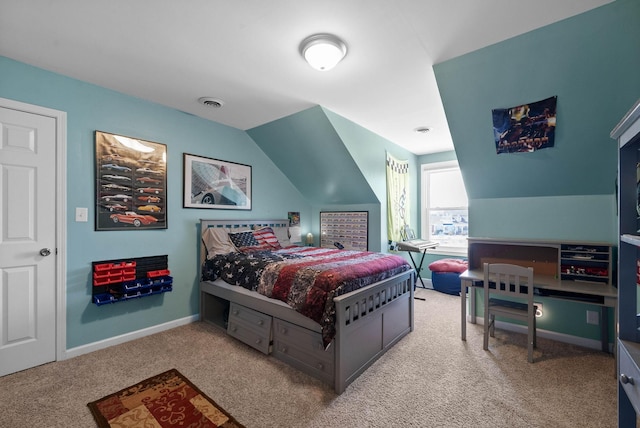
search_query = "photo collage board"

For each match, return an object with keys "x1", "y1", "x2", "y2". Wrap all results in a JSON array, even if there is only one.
[{"x1": 320, "y1": 211, "x2": 368, "y2": 251}]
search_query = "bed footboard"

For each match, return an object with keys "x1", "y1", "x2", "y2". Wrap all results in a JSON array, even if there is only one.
[{"x1": 333, "y1": 269, "x2": 415, "y2": 393}]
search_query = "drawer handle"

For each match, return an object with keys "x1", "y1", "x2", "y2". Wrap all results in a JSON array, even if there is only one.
[
  {"x1": 621, "y1": 374, "x2": 635, "y2": 385},
  {"x1": 280, "y1": 346, "x2": 287, "y2": 353},
  {"x1": 232, "y1": 310, "x2": 239, "y2": 315},
  {"x1": 317, "y1": 363, "x2": 324, "y2": 370},
  {"x1": 257, "y1": 320, "x2": 264, "y2": 326},
  {"x1": 281, "y1": 328, "x2": 288, "y2": 334},
  {"x1": 255, "y1": 339, "x2": 262, "y2": 344},
  {"x1": 231, "y1": 327, "x2": 237, "y2": 332}
]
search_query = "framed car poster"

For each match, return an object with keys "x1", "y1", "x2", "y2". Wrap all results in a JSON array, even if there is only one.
[
  {"x1": 95, "y1": 131, "x2": 167, "y2": 230},
  {"x1": 183, "y1": 153, "x2": 252, "y2": 210}
]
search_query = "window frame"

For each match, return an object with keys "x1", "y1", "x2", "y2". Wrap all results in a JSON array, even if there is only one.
[{"x1": 420, "y1": 160, "x2": 468, "y2": 256}]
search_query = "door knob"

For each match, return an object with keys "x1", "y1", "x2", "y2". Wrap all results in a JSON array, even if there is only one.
[{"x1": 40, "y1": 248, "x2": 51, "y2": 257}]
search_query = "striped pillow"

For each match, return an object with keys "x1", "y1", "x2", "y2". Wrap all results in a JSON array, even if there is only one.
[{"x1": 252, "y1": 227, "x2": 281, "y2": 249}]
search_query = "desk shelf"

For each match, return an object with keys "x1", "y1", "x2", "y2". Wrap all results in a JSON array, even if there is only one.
[
  {"x1": 467, "y1": 237, "x2": 613, "y2": 287},
  {"x1": 560, "y1": 243, "x2": 611, "y2": 285}
]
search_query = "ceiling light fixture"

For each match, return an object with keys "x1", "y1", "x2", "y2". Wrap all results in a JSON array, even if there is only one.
[
  {"x1": 198, "y1": 97, "x2": 225, "y2": 108},
  {"x1": 300, "y1": 33, "x2": 347, "y2": 71},
  {"x1": 414, "y1": 127, "x2": 432, "y2": 134}
]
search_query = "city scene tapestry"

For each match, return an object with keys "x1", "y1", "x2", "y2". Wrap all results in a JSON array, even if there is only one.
[{"x1": 492, "y1": 96, "x2": 557, "y2": 154}]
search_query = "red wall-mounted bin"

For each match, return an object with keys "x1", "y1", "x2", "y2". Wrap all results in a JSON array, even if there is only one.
[
  {"x1": 91, "y1": 255, "x2": 168, "y2": 304},
  {"x1": 147, "y1": 269, "x2": 171, "y2": 278}
]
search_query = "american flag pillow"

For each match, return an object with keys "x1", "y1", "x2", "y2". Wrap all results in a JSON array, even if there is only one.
[
  {"x1": 252, "y1": 227, "x2": 282, "y2": 249},
  {"x1": 228, "y1": 230, "x2": 259, "y2": 249}
]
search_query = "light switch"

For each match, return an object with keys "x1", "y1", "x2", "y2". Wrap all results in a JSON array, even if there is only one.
[{"x1": 75, "y1": 207, "x2": 88, "y2": 222}]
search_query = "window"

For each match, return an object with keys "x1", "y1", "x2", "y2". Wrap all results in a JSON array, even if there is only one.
[{"x1": 421, "y1": 161, "x2": 468, "y2": 254}]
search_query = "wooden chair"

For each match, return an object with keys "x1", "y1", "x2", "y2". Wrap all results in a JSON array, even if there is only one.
[{"x1": 483, "y1": 263, "x2": 537, "y2": 363}]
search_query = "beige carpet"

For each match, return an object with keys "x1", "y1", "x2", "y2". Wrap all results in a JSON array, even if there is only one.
[{"x1": 0, "y1": 288, "x2": 616, "y2": 427}]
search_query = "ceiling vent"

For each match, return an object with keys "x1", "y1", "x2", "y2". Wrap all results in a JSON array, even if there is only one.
[
  {"x1": 414, "y1": 126, "x2": 432, "y2": 134},
  {"x1": 198, "y1": 97, "x2": 225, "y2": 108}
]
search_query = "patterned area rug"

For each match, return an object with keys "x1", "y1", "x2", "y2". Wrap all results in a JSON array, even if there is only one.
[{"x1": 87, "y1": 369, "x2": 245, "y2": 427}]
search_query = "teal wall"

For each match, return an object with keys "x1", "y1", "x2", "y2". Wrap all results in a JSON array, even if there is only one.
[
  {"x1": 417, "y1": 151, "x2": 458, "y2": 167},
  {"x1": 436, "y1": 1, "x2": 639, "y2": 202},
  {"x1": 323, "y1": 108, "x2": 418, "y2": 252},
  {"x1": 247, "y1": 106, "x2": 378, "y2": 205},
  {"x1": 434, "y1": 0, "x2": 640, "y2": 343},
  {"x1": 0, "y1": 56, "x2": 311, "y2": 349},
  {"x1": 249, "y1": 105, "x2": 419, "y2": 252}
]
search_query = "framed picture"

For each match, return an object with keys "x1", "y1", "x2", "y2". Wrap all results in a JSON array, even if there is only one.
[
  {"x1": 95, "y1": 131, "x2": 167, "y2": 230},
  {"x1": 320, "y1": 211, "x2": 368, "y2": 251},
  {"x1": 183, "y1": 153, "x2": 252, "y2": 210}
]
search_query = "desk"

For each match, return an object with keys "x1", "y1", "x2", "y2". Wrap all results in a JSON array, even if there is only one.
[
  {"x1": 461, "y1": 237, "x2": 616, "y2": 353},
  {"x1": 460, "y1": 269, "x2": 618, "y2": 352}
]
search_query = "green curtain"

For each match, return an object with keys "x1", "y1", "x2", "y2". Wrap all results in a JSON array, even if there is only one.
[{"x1": 386, "y1": 153, "x2": 409, "y2": 248}]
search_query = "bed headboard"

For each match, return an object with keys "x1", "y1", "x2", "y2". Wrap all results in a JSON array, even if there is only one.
[
  {"x1": 200, "y1": 219, "x2": 290, "y2": 230},
  {"x1": 199, "y1": 219, "x2": 290, "y2": 264}
]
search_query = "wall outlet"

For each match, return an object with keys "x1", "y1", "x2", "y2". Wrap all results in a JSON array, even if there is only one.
[
  {"x1": 534, "y1": 302, "x2": 543, "y2": 318},
  {"x1": 586, "y1": 310, "x2": 599, "y2": 325}
]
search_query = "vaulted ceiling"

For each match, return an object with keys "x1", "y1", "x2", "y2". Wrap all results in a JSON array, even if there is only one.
[{"x1": 0, "y1": 0, "x2": 612, "y2": 155}]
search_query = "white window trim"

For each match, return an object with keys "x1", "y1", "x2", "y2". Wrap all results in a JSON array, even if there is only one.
[{"x1": 421, "y1": 160, "x2": 468, "y2": 256}]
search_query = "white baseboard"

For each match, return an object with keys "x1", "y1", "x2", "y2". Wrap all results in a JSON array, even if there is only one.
[
  {"x1": 63, "y1": 315, "x2": 199, "y2": 360},
  {"x1": 470, "y1": 316, "x2": 611, "y2": 353},
  {"x1": 63, "y1": 311, "x2": 610, "y2": 361}
]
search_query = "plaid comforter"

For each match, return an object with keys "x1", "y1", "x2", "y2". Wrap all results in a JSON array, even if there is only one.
[{"x1": 202, "y1": 246, "x2": 411, "y2": 347}]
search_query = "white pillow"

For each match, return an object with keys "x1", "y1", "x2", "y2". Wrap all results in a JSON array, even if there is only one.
[
  {"x1": 272, "y1": 227, "x2": 291, "y2": 247},
  {"x1": 202, "y1": 227, "x2": 236, "y2": 258}
]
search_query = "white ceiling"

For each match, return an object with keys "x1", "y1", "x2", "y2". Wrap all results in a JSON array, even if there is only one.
[{"x1": 0, "y1": 0, "x2": 612, "y2": 155}]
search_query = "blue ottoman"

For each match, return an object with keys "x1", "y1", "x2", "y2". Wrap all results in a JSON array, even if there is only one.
[{"x1": 428, "y1": 259, "x2": 468, "y2": 296}]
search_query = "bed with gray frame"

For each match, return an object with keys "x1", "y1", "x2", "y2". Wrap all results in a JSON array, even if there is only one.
[{"x1": 198, "y1": 219, "x2": 415, "y2": 394}]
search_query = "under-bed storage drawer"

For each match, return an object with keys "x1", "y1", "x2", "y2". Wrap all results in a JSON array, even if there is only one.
[
  {"x1": 272, "y1": 319, "x2": 334, "y2": 383},
  {"x1": 227, "y1": 302, "x2": 272, "y2": 354}
]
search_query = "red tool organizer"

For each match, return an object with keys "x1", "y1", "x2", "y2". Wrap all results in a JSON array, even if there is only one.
[{"x1": 92, "y1": 255, "x2": 171, "y2": 305}]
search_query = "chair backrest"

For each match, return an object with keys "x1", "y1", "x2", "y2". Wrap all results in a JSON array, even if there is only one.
[{"x1": 483, "y1": 262, "x2": 534, "y2": 301}]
